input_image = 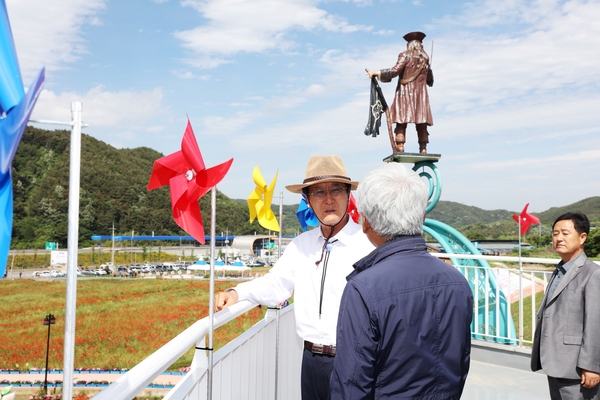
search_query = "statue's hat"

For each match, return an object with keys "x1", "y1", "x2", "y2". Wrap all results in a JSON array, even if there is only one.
[{"x1": 403, "y1": 32, "x2": 426, "y2": 42}]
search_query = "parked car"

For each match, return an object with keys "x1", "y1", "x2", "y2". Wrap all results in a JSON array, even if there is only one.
[
  {"x1": 118, "y1": 266, "x2": 135, "y2": 277},
  {"x1": 50, "y1": 270, "x2": 66, "y2": 278},
  {"x1": 157, "y1": 264, "x2": 173, "y2": 272},
  {"x1": 81, "y1": 270, "x2": 98, "y2": 276},
  {"x1": 248, "y1": 260, "x2": 266, "y2": 267}
]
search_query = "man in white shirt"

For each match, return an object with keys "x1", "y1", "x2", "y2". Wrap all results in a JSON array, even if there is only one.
[{"x1": 215, "y1": 155, "x2": 374, "y2": 400}]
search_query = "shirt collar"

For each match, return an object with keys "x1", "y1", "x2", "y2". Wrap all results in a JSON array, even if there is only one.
[
  {"x1": 315, "y1": 219, "x2": 362, "y2": 247},
  {"x1": 558, "y1": 251, "x2": 585, "y2": 273}
]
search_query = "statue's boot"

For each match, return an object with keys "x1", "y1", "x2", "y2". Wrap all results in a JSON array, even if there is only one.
[
  {"x1": 417, "y1": 124, "x2": 429, "y2": 154},
  {"x1": 394, "y1": 123, "x2": 407, "y2": 153}
]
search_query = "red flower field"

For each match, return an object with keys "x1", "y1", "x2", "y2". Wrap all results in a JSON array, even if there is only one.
[{"x1": 0, "y1": 279, "x2": 265, "y2": 370}]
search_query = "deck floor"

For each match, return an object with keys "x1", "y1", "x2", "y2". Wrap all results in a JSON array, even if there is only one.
[{"x1": 463, "y1": 360, "x2": 549, "y2": 399}]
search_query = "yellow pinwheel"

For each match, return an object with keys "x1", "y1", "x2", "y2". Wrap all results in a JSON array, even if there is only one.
[{"x1": 247, "y1": 166, "x2": 280, "y2": 232}]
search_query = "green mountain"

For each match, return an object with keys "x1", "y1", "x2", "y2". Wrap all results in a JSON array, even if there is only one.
[
  {"x1": 10, "y1": 127, "x2": 274, "y2": 249},
  {"x1": 10, "y1": 127, "x2": 599, "y2": 250},
  {"x1": 428, "y1": 198, "x2": 599, "y2": 242},
  {"x1": 427, "y1": 201, "x2": 514, "y2": 228},
  {"x1": 536, "y1": 197, "x2": 600, "y2": 225}
]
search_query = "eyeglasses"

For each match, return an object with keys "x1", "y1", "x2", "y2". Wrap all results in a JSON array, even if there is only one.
[{"x1": 308, "y1": 186, "x2": 348, "y2": 200}]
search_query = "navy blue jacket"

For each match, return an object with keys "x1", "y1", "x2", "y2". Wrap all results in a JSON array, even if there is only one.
[{"x1": 330, "y1": 235, "x2": 473, "y2": 399}]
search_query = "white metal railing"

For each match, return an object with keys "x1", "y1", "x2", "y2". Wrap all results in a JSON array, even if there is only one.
[
  {"x1": 165, "y1": 304, "x2": 301, "y2": 400},
  {"x1": 430, "y1": 253, "x2": 559, "y2": 345},
  {"x1": 93, "y1": 300, "x2": 301, "y2": 400},
  {"x1": 93, "y1": 253, "x2": 588, "y2": 400}
]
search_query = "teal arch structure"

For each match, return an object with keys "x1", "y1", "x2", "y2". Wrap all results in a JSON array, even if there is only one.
[{"x1": 384, "y1": 154, "x2": 517, "y2": 344}]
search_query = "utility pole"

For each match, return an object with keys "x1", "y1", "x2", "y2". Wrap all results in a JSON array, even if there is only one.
[
  {"x1": 225, "y1": 228, "x2": 229, "y2": 265},
  {"x1": 43, "y1": 314, "x2": 56, "y2": 395},
  {"x1": 111, "y1": 223, "x2": 115, "y2": 268},
  {"x1": 131, "y1": 230, "x2": 134, "y2": 266}
]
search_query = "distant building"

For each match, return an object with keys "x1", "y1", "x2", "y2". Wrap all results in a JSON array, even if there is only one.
[
  {"x1": 471, "y1": 240, "x2": 531, "y2": 255},
  {"x1": 232, "y1": 235, "x2": 293, "y2": 259}
]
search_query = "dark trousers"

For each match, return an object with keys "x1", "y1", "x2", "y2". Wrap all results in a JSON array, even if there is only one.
[
  {"x1": 301, "y1": 348, "x2": 335, "y2": 400},
  {"x1": 548, "y1": 376, "x2": 600, "y2": 400}
]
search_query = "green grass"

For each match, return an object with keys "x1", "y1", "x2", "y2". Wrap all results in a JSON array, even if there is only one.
[{"x1": 510, "y1": 291, "x2": 544, "y2": 345}]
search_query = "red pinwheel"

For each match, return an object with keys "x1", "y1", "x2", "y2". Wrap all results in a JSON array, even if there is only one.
[
  {"x1": 512, "y1": 203, "x2": 540, "y2": 235},
  {"x1": 147, "y1": 119, "x2": 233, "y2": 244},
  {"x1": 347, "y1": 193, "x2": 360, "y2": 223}
]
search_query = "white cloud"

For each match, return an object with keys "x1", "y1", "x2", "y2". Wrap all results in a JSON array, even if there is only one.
[
  {"x1": 196, "y1": 111, "x2": 260, "y2": 137},
  {"x1": 6, "y1": 0, "x2": 108, "y2": 81},
  {"x1": 7, "y1": 0, "x2": 600, "y2": 212},
  {"x1": 303, "y1": 84, "x2": 327, "y2": 95},
  {"x1": 306, "y1": 0, "x2": 600, "y2": 142},
  {"x1": 174, "y1": 0, "x2": 372, "y2": 68},
  {"x1": 373, "y1": 29, "x2": 395, "y2": 35},
  {"x1": 233, "y1": 94, "x2": 380, "y2": 154},
  {"x1": 470, "y1": 149, "x2": 600, "y2": 170},
  {"x1": 31, "y1": 86, "x2": 164, "y2": 128},
  {"x1": 171, "y1": 70, "x2": 211, "y2": 80},
  {"x1": 443, "y1": 0, "x2": 562, "y2": 27}
]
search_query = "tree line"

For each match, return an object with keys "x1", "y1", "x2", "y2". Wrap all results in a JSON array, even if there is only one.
[{"x1": 10, "y1": 127, "x2": 600, "y2": 256}]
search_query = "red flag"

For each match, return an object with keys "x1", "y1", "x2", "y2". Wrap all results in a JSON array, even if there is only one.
[
  {"x1": 512, "y1": 203, "x2": 540, "y2": 235},
  {"x1": 148, "y1": 119, "x2": 233, "y2": 243}
]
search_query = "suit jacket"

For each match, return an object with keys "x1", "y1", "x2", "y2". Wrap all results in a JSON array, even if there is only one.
[{"x1": 531, "y1": 253, "x2": 600, "y2": 379}]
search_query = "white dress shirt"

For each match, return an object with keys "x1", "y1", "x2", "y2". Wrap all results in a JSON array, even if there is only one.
[{"x1": 234, "y1": 219, "x2": 374, "y2": 346}]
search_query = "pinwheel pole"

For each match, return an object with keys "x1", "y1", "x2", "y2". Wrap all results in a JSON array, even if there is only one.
[
  {"x1": 247, "y1": 168, "x2": 283, "y2": 399},
  {"x1": 518, "y1": 216, "x2": 523, "y2": 346},
  {"x1": 145, "y1": 119, "x2": 232, "y2": 400},
  {"x1": 278, "y1": 191, "x2": 283, "y2": 258},
  {"x1": 207, "y1": 187, "x2": 217, "y2": 399},
  {"x1": 273, "y1": 190, "x2": 284, "y2": 400}
]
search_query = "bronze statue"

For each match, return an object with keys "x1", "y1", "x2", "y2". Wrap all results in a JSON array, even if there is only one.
[{"x1": 367, "y1": 32, "x2": 433, "y2": 154}]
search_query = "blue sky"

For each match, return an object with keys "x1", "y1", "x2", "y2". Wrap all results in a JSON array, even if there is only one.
[{"x1": 6, "y1": 0, "x2": 600, "y2": 213}]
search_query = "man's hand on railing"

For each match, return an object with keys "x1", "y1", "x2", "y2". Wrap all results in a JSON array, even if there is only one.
[{"x1": 215, "y1": 289, "x2": 239, "y2": 311}]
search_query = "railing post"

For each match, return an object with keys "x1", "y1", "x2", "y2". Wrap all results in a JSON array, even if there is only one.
[
  {"x1": 518, "y1": 218, "x2": 524, "y2": 347},
  {"x1": 484, "y1": 268, "x2": 489, "y2": 338},
  {"x1": 495, "y1": 270, "x2": 500, "y2": 340},
  {"x1": 266, "y1": 306, "x2": 281, "y2": 400},
  {"x1": 192, "y1": 334, "x2": 209, "y2": 371},
  {"x1": 473, "y1": 266, "x2": 479, "y2": 336}
]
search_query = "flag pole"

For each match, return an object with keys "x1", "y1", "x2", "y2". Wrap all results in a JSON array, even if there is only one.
[
  {"x1": 207, "y1": 187, "x2": 216, "y2": 399},
  {"x1": 278, "y1": 191, "x2": 283, "y2": 259},
  {"x1": 274, "y1": 190, "x2": 284, "y2": 399},
  {"x1": 62, "y1": 102, "x2": 83, "y2": 400},
  {"x1": 518, "y1": 216, "x2": 523, "y2": 347}
]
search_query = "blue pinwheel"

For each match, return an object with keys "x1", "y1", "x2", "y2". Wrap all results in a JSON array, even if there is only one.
[
  {"x1": 296, "y1": 193, "x2": 360, "y2": 231},
  {"x1": 296, "y1": 196, "x2": 319, "y2": 231},
  {"x1": 0, "y1": 0, "x2": 45, "y2": 276}
]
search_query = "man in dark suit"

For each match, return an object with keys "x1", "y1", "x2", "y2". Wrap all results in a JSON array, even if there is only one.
[{"x1": 531, "y1": 212, "x2": 600, "y2": 399}]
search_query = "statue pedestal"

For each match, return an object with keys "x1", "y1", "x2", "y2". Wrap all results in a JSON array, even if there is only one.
[{"x1": 383, "y1": 152, "x2": 441, "y2": 164}]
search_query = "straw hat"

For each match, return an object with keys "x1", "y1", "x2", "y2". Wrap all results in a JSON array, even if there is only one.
[{"x1": 285, "y1": 155, "x2": 359, "y2": 194}]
